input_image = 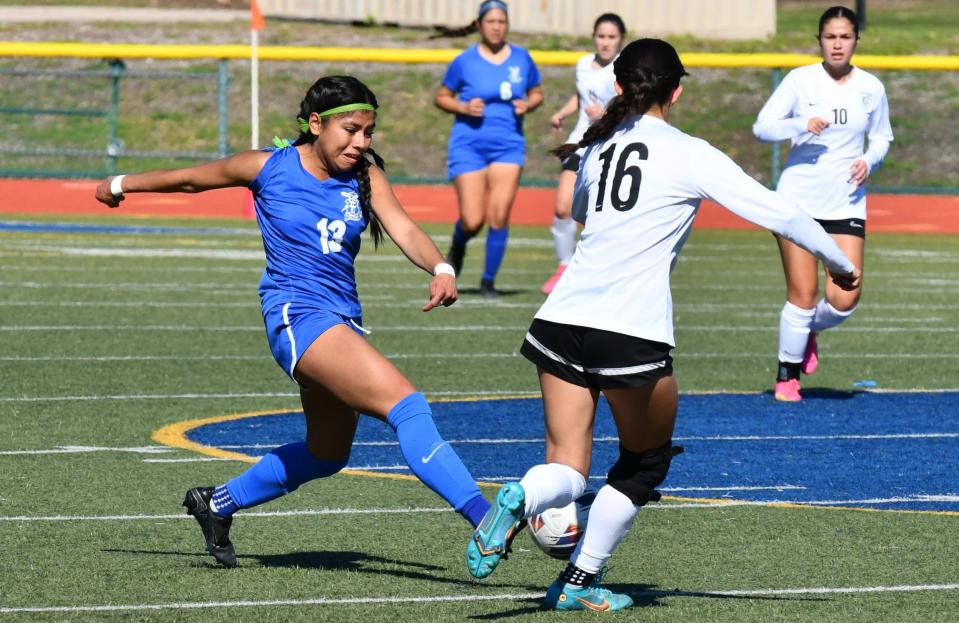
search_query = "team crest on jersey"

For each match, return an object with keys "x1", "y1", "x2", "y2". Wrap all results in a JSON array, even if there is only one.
[
  {"x1": 508, "y1": 65, "x2": 522, "y2": 84},
  {"x1": 340, "y1": 191, "x2": 363, "y2": 222},
  {"x1": 861, "y1": 92, "x2": 872, "y2": 108}
]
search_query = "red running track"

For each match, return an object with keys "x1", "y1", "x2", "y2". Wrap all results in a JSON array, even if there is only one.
[{"x1": 0, "y1": 179, "x2": 956, "y2": 233}]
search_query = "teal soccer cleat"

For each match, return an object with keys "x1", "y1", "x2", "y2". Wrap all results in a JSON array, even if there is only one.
[
  {"x1": 466, "y1": 482, "x2": 525, "y2": 578},
  {"x1": 543, "y1": 569, "x2": 634, "y2": 612}
]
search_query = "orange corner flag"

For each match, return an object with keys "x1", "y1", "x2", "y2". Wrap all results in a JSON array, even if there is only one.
[{"x1": 251, "y1": 0, "x2": 266, "y2": 31}]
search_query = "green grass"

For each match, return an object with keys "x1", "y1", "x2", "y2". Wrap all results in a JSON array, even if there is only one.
[{"x1": 0, "y1": 214, "x2": 957, "y2": 620}]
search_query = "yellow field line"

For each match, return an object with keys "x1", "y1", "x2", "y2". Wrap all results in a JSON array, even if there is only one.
[{"x1": 1, "y1": 42, "x2": 957, "y2": 70}]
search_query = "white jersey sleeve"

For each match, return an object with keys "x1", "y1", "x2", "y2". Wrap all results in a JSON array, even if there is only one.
[
  {"x1": 862, "y1": 87, "x2": 892, "y2": 173},
  {"x1": 752, "y1": 71, "x2": 811, "y2": 142},
  {"x1": 688, "y1": 142, "x2": 856, "y2": 276}
]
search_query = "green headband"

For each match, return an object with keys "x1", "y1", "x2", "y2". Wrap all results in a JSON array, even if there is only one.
[{"x1": 296, "y1": 103, "x2": 376, "y2": 132}]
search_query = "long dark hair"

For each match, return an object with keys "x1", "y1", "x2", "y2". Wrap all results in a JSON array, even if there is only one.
[
  {"x1": 553, "y1": 38, "x2": 687, "y2": 160},
  {"x1": 296, "y1": 75, "x2": 384, "y2": 248},
  {"x1": 429, "y1": 0, "x2": 508, "y2": 39},
  {"x1": 594, "y1": 12, "x2": 626, "y2": 36},
  {"x1": 819, "y1": 5, "x2": 859, "y2": 38}
]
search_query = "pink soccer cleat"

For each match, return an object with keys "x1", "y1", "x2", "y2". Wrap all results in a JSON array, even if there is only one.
[
  {"x1": 801, "y1": 332, "x2": 819, "y2": 375},
  {"x1": 774, "y1": 379, "x2": 802, "y2": 402},
  {"x1": 541, "y1": 263, "x2": 568, "y2": 295}
]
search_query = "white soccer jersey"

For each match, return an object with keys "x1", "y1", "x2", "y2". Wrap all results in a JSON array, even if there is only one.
[
  {"x1": 753, "y1": 63, "x2": 893, "y2": 220},
  {"x1": 536, "y1": 115, "x2": 856, "y2": 346},
  {"x1": 566, "y1": 54, "x2": 618, "y2": 146}
]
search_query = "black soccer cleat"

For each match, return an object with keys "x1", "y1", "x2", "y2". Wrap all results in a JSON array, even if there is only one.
[
  {"x1": 183, "y1": 487, "x2": 237, "y2": 568},
  {"x1": 480, "y1": 279, "x2": 498, "y2": 299}
]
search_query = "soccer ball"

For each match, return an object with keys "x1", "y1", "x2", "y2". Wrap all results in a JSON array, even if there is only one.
[{"x1": 527, "y1": 491, "x2": 595, "y2": 560}]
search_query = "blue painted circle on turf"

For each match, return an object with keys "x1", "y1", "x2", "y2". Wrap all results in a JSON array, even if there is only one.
[{"x1": 186, "y1": 392, "x2": 959, "y2": 513}]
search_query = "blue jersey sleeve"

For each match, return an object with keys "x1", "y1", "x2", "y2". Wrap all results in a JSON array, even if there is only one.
[
  {"x1": 524, "y1": 50, "x2": 542, "y2": 90},
  {"x1": 249, "y1": 147, "x2": 281, "y2": 194},
  {"x1": 442, "y1": 54, "x2": 465, "y2": 94}
]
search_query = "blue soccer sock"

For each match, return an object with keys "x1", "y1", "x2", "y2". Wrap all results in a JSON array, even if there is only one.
[
  {"x1": 219, "y1": 441, "x2": 347, "y2": 516},
  {"x1": 482, "y1": 226, "x2": 509, "y2": 282},
  {"x1": 387, "y1": 392, "x2": 490, "y2": 526},
  {"x1": 452, "y1": 220, "x2": 475, "y2": 248}
]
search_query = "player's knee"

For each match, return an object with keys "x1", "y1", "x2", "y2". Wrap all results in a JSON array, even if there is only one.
[
  {"x1": 787, "y1": 292, "x2": 817, "y2": 310},
  {"x1": 606, "y1": 443, "x2": 684, "y2": 507},
  {"x1": 831, "y1": 297, "x2": 859, "y2": 313},
  {"x1": 459, "y1": 216, "x2": 485, "y2": 235}
]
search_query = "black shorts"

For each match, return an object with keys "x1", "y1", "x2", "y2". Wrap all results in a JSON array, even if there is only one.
[
  {"x1": 520, "y1": 319, "x2": 673, "y2": 389},
  {"x1": 560, "y1": 153, "x2": 581, "y2": 173},
  {"x1": 816, "y1": 218, "x2": 866, "y2": 239}
]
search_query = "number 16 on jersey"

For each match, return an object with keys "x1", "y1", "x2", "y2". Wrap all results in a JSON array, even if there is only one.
[{"x1": 595, "y1": 142, "x2": 648, "y2": 213}]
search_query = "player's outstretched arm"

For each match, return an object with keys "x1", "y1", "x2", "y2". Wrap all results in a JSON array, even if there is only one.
[
  {"x1": 94, "y1": 150, "x2": 270, "y2": 208},
  {"x1": 366, "y1": 166, "x2": 457, "y2": 311},
  {"x1": 691, "y1": 145, "x2": 857, "y2": 279}
]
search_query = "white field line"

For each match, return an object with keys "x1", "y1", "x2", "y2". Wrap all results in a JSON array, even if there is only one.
[
  {"x1": 5, "y1": 278, "x2": 958, "y2": 295},
  {"x1": 0, "y1": 445, "x2": 172, "y2": 456},
  {"x1": 4, "y1": 431, "x2": 956, "y2": 457},
  {"x1": 707, "y1": 313, "x2": 944, "y2": 323},
  {"x1": 0, "y1": 507, "x2": 456, "y2": 522},
  {"x1": 0, "y1": 355, "x2": 266, "y2": 362},
  {"x1": 142, "y1": 457, "x2": 242, "y2": 463},
  {"x1": 0, "y1": 299, "x2": 954, "y2": 311},
  {"x1": 3, "y1": 388, "x2": 958, "y2": 403},
  {"x1": 3, "y1": 495, "x2": 957, "y2": 524},
  {"x1": 0, "y1": 390, "x2": 542, "y2": 403},
  {"x1": 5, "y1": 324, "x2": 959, "y2": 334},
  {"x1": 0, "y1": 263, "x2": 553, "y2": 277},
  {"x1": 0, "y1": 392, "x2": 300, "y2": 403},
  {"x1": 7, "y1": 351, "x2": 959, "y2": 363},
  {"x1": 0, "y1": 353, "x2": 517, "y2": 362},
  {"x1": 4, "y1": 584, "x2": 959, "y2": 614}
]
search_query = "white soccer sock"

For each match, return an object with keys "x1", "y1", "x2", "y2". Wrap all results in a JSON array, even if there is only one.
[
  {"x1": 550, "y1": 216, "x2": 577, "y2": 265},
  {"x1": 810, "y1": 298, "x2": 857, "y2": 332},
  {"x1": 778, "y1": 301, "x2": 815, "y2": 363},
  {"x1": 569, "y1": 485, "x2": 638, "y2": 574},
  {"x1": 519, "y1": 462, "x2": 587, "y2": 518}
]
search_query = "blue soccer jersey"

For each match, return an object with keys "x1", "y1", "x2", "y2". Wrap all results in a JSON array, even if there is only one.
[
  {"x1": 442, "y1": 43, "x2": 541, "y2": 143},
  {"x1": 250, "y1": 145, "x2": 367, "y2": 318}
]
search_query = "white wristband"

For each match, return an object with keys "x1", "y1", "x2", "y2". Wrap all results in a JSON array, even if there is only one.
[
  {"x1": 110, "y1": 175, "x2": 126, "y2": 197},
  {"x1": 433, "y1": 262, "x2": 456, "y2": 277}
]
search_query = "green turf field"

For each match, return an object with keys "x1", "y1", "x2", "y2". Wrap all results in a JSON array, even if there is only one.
[{"x1": 0, "y1": 215, "x2": 957, "y2": 621}]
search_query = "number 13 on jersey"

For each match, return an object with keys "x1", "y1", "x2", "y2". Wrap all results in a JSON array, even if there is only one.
[
  {"x1": 595, "y1": 142, "x2": 648, "y2": 212},
  {"x1": 316, "y1": 217, "x2": 346, "y2": 254}
]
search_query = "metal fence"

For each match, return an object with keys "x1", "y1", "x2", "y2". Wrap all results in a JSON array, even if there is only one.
[
  {"x1": 0, "y1": 43, "x2": 957, "y2": 191},
  {"x1": 0, "y1": 59, "x2": 230, "y2": 178}
]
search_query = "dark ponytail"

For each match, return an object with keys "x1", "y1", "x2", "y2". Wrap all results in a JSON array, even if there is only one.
[
  {"x1": 429, "y1": 1, "x2": 507, "y2": 39},
  {"x1": 553, "y1": 38, "x2": 687, "y2": 160},
  {"x1": 429, "y1": 21, "x2": 478, "y2": 39},
  {"x1": 295, "y1": 75, "x2": 384, "y2": 248}
]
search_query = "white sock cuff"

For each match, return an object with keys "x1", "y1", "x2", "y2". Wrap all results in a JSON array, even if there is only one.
[
  {"x1": 519, "y1": 462, "x2": 587, "y2": 517},
  {"x1": 781, "y1": 301, "x2": 815, "y2": 326},
  {"x1": 822, "y1": 299, "x2": 857, "y2": 317},
  {"x1": 555, "y1": 462, "x2": 588, "y2": 498}
]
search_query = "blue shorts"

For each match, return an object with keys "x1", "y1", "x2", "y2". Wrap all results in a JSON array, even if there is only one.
[
  {"x1": 447, "y1": 136, "x2": 525, "y2": 179},
  {"x1": 263, "y1": 302, "x2": 366, "y2": 380}
]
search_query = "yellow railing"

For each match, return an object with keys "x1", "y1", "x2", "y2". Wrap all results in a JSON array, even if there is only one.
[{"x1": 1, "y1": 41, "x2": 958, "y2": 71}]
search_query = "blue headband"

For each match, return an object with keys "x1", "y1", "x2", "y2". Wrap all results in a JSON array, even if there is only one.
[{"x1": 478, "y1": 0, "x2": 508, "y2": 19}]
